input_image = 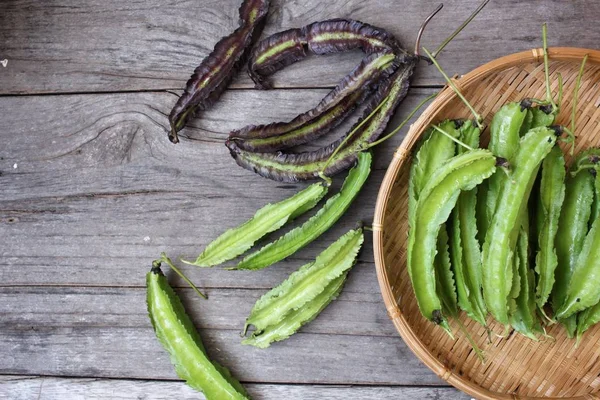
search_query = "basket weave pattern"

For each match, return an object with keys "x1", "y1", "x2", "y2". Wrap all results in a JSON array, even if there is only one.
[{"x1": 374, "y1": 48, "x2": 600, "y2": 400}]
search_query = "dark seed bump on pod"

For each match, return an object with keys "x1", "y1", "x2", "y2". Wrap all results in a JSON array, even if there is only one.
[
  {"x1": 495, "y1": 157, "x2": 510, "y2": 168},
  {"x1": 168, "y1": 0, "x2": 270, "y2": 143},
  {"x1": 589, "y1": 155, "x2": 600, "y2": 164},
  {"x1": 453, "y1": 119, "x2": 466, "y2": 129},
  {"x1": 432, "y1": 310, "x2": 444, "y2": 325},
  {"x1": 540, "y1": 104, "x2": 554, "y2": 114},
  {"x1": 520, "y1": 98, "x2": 533, "y2": 110},
  {"x1": 589, "y1": 168, "x2": 597, "y2": 177},
  {"x1": 550, "y1": 125, "x2": 564, "y2": 136},
  {"x1": 150, "y1": 263, "x2": 164, "y2": 275}
]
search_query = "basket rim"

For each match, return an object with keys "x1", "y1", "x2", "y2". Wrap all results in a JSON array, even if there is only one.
[{"x1": 373, "y1": 47, "x2": 600, "y2": 400}]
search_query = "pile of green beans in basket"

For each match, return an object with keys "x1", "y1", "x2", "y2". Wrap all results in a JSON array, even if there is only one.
[{"x1": 407, "y1": 26, "x2": 600, "y2": 355}]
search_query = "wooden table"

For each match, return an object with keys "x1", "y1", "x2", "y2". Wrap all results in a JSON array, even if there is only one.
[{"x1": 1, "y1": 1, "x2": 599, "y2": 398}]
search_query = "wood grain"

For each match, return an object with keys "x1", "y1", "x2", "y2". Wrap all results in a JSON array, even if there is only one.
[
  {"x1": 1, "y1": 0, "x2": 598, "y2": 93},
  {"x1": 0, "y1": 376, "x2": 470, "y2": 400},
  {"x1": 0, "y1": 88, "x2": 435, "y2": 288},
  {"x1": 0, "y1": 287, "x2": 438, "y2": 384}
]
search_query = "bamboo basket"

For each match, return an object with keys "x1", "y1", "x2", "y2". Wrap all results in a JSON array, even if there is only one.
[{"x1": 373, "y1": 48, "x2": 600, "y2": 400}]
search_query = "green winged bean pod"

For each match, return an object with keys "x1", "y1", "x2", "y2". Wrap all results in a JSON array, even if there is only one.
[
  {"x1": 183, "y1": 182, "x2": 327, "y2": 267},
  {"x1": 243, "y1": 273, "x2": 347, "y2": 348},
  {"x1": 235, "y1": 152, "x2": 370, "y2": 270},
  {"x1": 482, "y1": 126, "x2": 559, "y2": 326},
  {"x1": 530, "y1": 106, "x2": 556, "y2": 130},
  {"x1": 556, "y1": 217, "x2": 600, "y2": 319},
  {"x1": 590, "y1": 171, "x2": 600, "y2": 224},
  {"x1": 147, "y1": 264, "x2": 249, "y2": 399},
  {"x1": 448, "y1": 121, "x2": 487, "y2": 326},
  {"x1": 435, "y1": 226, "x2": 458, "y2": 318},
  {"x1": 484, "y1": 100, "x2": 530, "y2": 220},
  {"x1": 510, "y1": 214, "x2": 541, "y2": 339},
  {"x1": 408, "y1": 149, "x2": 496, "y2": 330},
  {"x1": 534, "y1": 146, "x2": 566, "y2": 309},
  {"x1": 519, "y1": 109, "x2": 534, "y2": 136},
  {"x1": 409, "y1": 120, "x2": 462, "y2": 227},
  {"x1": 244, "y1": 228, "x2": 363, "y2": 334},
  {"x1": 576, "y1": 301, "x2": 600, "y2": 344},
  {"x1": 553, "y1": 150, "x2": 598, "y2": 335}
]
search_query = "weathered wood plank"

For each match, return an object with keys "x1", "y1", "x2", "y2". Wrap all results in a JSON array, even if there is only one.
[
  {"x1": 1, "y1": 0, "x2": 596, "y2": 93},
  {"x1": 0, "y1": 316, "x2": 439, "y2": 384},
  {"x1": 0, "y1": 286, "x2": 397, "y2": 337},
  {"x1": 0, "y1": 88, "x2": 434, "y2": 287},
  {"x1": 0, "y1": 287, "x2": 450, "y2": 385},
  {"x1": 0, "y1": 376, "x2": 469, "y2": 400}
]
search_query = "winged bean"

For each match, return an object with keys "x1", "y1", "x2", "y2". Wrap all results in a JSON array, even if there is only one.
[
  {"x1": 235, "y1": 151, "x2": 370, "y2": 270},
  {"x1": 244, "y1": 228, "x2": 363, "y2": 334},
  {"x1": 247, "y1": 19, "x2": 405, "y2": 87},
  {"x1": 242, "y1": 273, "x2": 347, "y2": 348},
  {"x1": 408, "y1": 149, "x2": 496, "y2": 329},
  {"x1": 591, "y1": 171, "x2": 600, "y2": 227},
  {"x1": 227, "y1": 64, "x2": 413, "y2": 182},
  {"x1": 576, "y1": 301, "x2": 600, "y2": 343},
  {"x1": 484, "y1": 101, "x2": 529, "y2": 226},
  {"x1": 510, "y1": 214, "x2": 541, "y2": 339},
  {"x1": 435, "y1": 226, "x2": 458, "y2": 326},
  {"x1": 409, "y1": 120, "x2": 461, "y2": 229},
  {"x1": 168, "y1": 0, "x2": 270, "y2": 143},
  {"x1": 230, "y1": 53, "x2": 394, "y2": 152},
  {"x1": 553, "y1": 160, "x2": 595, "y2": 335},
  {"x1": 448, "y1": 121, "x2": 487, "y2": 326},
  {"x1": 147, "y1": 264, "x2": 248, "y2": 399},
  {"x1": 556, "y1": 216, "x2": 600, "y2": 319},
  {"x1": 182, "y1": 183, "x2": 327, "y2": 267},
  {"x1": 482, "y1": 126, "x2": 559, "y2": 326},
  {"x1": 534, "y1": 146, "x2": 566, "y2": 309}
]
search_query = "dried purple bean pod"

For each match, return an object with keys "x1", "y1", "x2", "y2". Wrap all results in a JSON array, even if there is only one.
[
  {"x1": 229, "y1": 52, "x2": 398, "y2": 152},
  {"x1": 248, "y1": 18, "x2": 408, "y2": 89},
  {"x1": 226, "y1": 63, "x2": 415, "y2": 182},
  {"x1": 168, "y1": 0, "x2": 270, "y2": 144}
]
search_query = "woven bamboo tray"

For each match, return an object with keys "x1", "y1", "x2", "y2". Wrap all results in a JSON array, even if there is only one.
[{"x1": 373, "y1": 48, "x2": 600, "y2": 400}]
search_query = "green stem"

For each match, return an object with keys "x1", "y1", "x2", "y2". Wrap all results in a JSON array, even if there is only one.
[
  {"x1": 455, "y1": 316, "x2": 486, "y2": 363},
  {"x1": 432, "y1": 125, "x2": 474, "y2": 151},
  {"x1": 366, "y1": 93, "x2": 437, "y2": 149},
  {"x1": 571, "y1": 54, "x2": 589, "y2": 135},
  {"x1": 560, "y1": 126, "x2": 576, "y2": 156},
  {"x1": 423, "y1": 47, "x2": 483, "y2": 129},
  {"x1": 414, "y1": 3, "x2": 444, "y2": 57},
  {"x1": 432, "y1": 0, "x2": 490, "y2": 58},
  {"x1": 542, "y1": 23, "x2": 557, "y2": 113},
  {"x1": 161, "y1": 252, "x2": 208, "y2": 299}
]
